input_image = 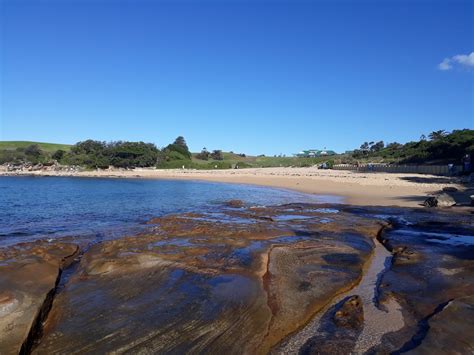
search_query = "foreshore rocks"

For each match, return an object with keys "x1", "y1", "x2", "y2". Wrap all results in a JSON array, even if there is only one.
[
  {"x1": 298, "y1": 295, "x2": 365, "y2": 355},
  {"x1": 423, "y1": 192, "x2": 456, "y2": 207},
  {"x1": 30, "y1": 204, "x2": 383, "y2": 353},
  {"x1": 372, "y1": 208, "x2": 474, "y2": 353},
  {"x1": 1, "y1": 162, "x2": 83, "y2": 173},
  {"x1": 413, "y1": 296, "x2": 474, "y2": 354},
  {"x1": 0, "y1": 241, "x2": 79, "y2": 355},
  {"x1": 1, "y1": 204, "x2": 473, "y2": 354},
  {"x1": 333, "y1": 295, "x2": 363, "y2": 329}
]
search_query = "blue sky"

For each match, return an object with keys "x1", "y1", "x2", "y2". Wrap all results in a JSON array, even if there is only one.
[{"x1": 1, "y1": 0, "x2": 472, "y2": 155}]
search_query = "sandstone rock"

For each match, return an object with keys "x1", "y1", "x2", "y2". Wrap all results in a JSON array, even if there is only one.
[
  {"x1": 372, "y1": 211, "x2": 474, "y2": 353},
  {"x1": 333, "y1": 295, "x2": 363, "y2": 329},
  {"x1": 0, "y1": 241, "x2": 78, "y2": 355},
  {"x1": 412, "y1": 296, "x2": 474, "y2": 354},
  {"x1": 297, "y1": 295, "x2": 364, "y2": 355},
  {"x1": 34, "y1": 204, "x2": 382, "y2": 354}
]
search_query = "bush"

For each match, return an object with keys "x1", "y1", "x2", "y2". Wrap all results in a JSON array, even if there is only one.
[
  {"x1": 210, "y1": 150, "x2": 223, "y2": 160},
  {"x1": 25, "y1": 144, "x2": 42, "y2": 158},
  {"x1": 52, "y1": 149, "x2": 66, "y2": 161},
  {"x1": 196, "y1": 149, "x2": 210, "y2": 160}
]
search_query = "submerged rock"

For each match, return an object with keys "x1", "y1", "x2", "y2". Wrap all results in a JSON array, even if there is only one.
[{"x1": 225, "y1": 199, "x2": 245, "y2": 208}]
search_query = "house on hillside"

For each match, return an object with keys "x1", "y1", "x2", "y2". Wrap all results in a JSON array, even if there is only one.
[{"x1": 295, "y1": 149, "x2": 337, "y2": 157}]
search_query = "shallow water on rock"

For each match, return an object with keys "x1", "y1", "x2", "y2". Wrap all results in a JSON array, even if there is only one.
[{"x1": 0, "y1": 176, "x2": 341, "y2": 247}]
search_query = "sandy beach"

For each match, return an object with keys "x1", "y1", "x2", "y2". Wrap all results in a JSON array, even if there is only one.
[{"x1": 0, "y1": 167, "x2": 464, "y2": 207}]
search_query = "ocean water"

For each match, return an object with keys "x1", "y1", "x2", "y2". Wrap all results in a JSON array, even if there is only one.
[{"x1": 0, "y1": 176, "x2": 342, "y2": 246}]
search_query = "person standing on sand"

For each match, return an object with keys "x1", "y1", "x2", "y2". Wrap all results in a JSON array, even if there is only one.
[{"x1": 462, "y1": 154, "x2": 471, "y2": 173}]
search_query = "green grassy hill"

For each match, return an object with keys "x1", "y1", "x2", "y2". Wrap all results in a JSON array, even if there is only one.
[
  {"x1": 189, "y1": 152, "x2": 334, "y2": 168},
  {"x1": 0, "y1": 140, "x2": 338, "y2": 168},
  {"x1": 0, "y1": 141, "x2": 71, "y2": 152}
]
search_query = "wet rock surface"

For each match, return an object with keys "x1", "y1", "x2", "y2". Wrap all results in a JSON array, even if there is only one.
[
  {"x1": 298, "y1": 295, "x2": 364, "y2": 355},
  {"x1": 32, "y1": 204, "x2": 382, "y2": 354},
  {"x1": 0, "y1": 241, "x2": 79, "y2": 355},
  {"x1": 333, "y1": 295, "x2": 363, "y2": 329},
  {"x1": 372, "y1": 208, "x2": 474, "y2": 354},
  {"x1": 1, "y1": 203, "x2": 473, "y2": 354},
  {"x1": 411, "y1": 296, "x2": 474, "y2": 354}
]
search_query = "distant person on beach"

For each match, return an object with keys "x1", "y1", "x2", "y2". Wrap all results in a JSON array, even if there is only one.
[
  {"x1": 462, "y1": 154, "x2": 471, "y2": 172},
  {"x1": 448, "y1": 163, "x2": 455, "y2": 175}
]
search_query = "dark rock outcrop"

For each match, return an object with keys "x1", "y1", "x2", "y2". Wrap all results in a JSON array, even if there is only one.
[{"x1": 423, "y1": 193, "x2": 456, "y2": 207}]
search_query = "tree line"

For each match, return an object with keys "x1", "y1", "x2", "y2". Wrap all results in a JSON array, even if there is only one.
[
  {"x1": 0, "y1": 136, "x2": 231, "y2": 169},
  {"x1": 350, "y1": 129, "x2": 473, "y2": 164}
]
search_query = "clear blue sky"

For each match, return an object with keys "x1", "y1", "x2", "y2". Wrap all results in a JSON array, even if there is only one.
[{"x1": 1, "y1": 0, "x2": 472, "y2": 155}]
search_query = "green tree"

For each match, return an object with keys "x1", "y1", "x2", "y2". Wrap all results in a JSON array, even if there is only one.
[
  {"x1": 428, "y1": 130, "x2": 448, "y2": 141},
  {"x1": 211, "y1": 150, "x2": 223, "y2": 160},
  {"x1": 52, "y1": 149, "x2": 66, "y2": 161},
  {"x1": 173, "y1": 136, "x2": 188, "y2": 150},
  {"x1": 196, "y1": 148, "x2": 210, "y2": 160},
  {"x1": 164, "y1": 143, "x2": 191, "y2": 160},
  {"x1": 370, "y1": 141, "x2": 384, "y2": 152},
  {"x1": 25, "y1": 144, "x2": 42, "y2": 158}
]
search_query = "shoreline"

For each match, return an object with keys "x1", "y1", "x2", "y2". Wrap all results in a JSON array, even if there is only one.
[{"x1": 0, "y1": 167, "x2": 465, "y2": 207}]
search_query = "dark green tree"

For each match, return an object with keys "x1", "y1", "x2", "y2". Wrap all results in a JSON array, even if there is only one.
[
  {"x1": 428, "y1": 130, "x2": 448, "y2": 141},
  {"x1": 52, "y1": 149, "x2": 66, "y2": 161},
  {"x1": 24, "y1": 144, "x2": 42, "y2": 158},
  {"x1": 211, "y1": 150, "x2": 223, "y2": 160},
  {"x1": 173, "y1": 136, "x2": 188, "y2": 150},
  {"x1": 196, "y1": 148, "x2": 210, "y2": 160}
]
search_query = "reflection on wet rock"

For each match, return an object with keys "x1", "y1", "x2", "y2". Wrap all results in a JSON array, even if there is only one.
[
  {"x1": 33, "y1": 204, "x2": 383, "y2": 353},
  {"x1": 1, "y1": 204, "x2": 472, "y2": 354}
]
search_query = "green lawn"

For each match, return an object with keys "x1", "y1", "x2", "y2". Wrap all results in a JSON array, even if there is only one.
[
  {"x1": 0, "y1": 141, "x2": 71, "y2": 152},
  {"x1": 190, "y1": 152, "x2": 337, "y2": 168}
]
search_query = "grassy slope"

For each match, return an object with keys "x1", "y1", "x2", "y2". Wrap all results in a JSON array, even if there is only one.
[
  {"x1": 0, "y1": 141, "x2": 338, "y2": 168},
  {"x1": 0, "y1": 141, "x2": 71, "y2": 152},
  {"x1": 190, "y1": 152, "x2": 335, "y2": 168}
]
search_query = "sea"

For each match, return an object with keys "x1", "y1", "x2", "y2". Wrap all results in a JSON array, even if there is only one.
[{"x1": 0, "y1": 176, "x2": 343, "y2": 247}]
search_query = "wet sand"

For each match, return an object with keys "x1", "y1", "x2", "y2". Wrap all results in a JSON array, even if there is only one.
[{"x1": 0, "y1": 167, "x2": 462, "y2": 207}]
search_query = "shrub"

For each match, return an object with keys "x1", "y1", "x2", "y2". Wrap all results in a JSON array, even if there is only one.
[
  {"x1": 52, "y1": 149, "x2": 66, "y2": 161},
  {"x1": 210, "y1": 150, "x2": 223, "y2": 160}
]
